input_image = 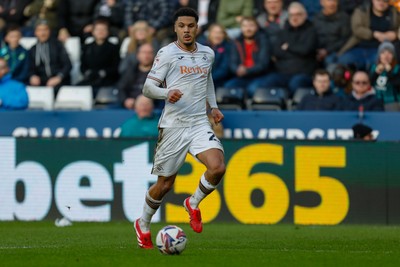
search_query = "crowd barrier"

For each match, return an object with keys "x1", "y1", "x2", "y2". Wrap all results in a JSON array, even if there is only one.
[
  {"x1": 0, "y1": 110, "x2": 400, "y2": 140},
  {"x1": 1, "y1": 137, "x2": 399, "y2": 224}
]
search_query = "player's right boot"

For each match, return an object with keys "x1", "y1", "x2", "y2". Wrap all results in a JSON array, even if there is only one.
[
  {"x1": 183, "y1": 197, "x2": 203, "y2": 233},
  {"x1": 134, "y1": 218, "x2": 154, "y2": 249}
]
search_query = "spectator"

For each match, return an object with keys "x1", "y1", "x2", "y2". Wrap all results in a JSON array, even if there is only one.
[
  {"x1": 119, "y1": 20, "x2": 160, "y2": 74},
  {"x1": 352, "y1": 123, "x2": 375, "y2": 140},
  {"x1": 28, "y1": 19, "x2": 72, "y2": 95},
  {"x1": 93, "y1": 0, "x2": 125, "y2": 39},
  {"x1": 202, "y1": 23, "x2": 232, "y2": 88},
  {"x1": 256, "y1": 0, "x2": 288, "y2": 48},
  {"x1": 124, "y1": 0, "x2": 173, "y2": 44},
  {"x1": 117, "y1": 43, "x2": 154, "y2": 110},
  {"x1": 313, "y1": 0, "x2": 351, "y2": 67},
  {"x1": 337, "y1": 0, "x2": 400, "y2": 70},
  {"x1": 339, "y1": 0, "x2": 365, "y2": 15},
  {"x1": 297, "y1": 69, "x2": 340, "y2": 110},
  {"x1": 23, "y1": 0, "x2": 59, "y2": 36},
  {"x1": 79, "y1": 19, "x2": 120, "y2": 95},
  {"x1": 0, "y1": 57, "x2": 28, "y2": 110},
  {"x1": 119, "y1": 94, "x2": 159, "y2": 138},
  {"x1": 0, "y1": 0, "x2": 31, "y2": 37},
  {"x1": 369, "y1": 41, "x2": 400, "y2": 111},
  {"x1": 58, "y1": 0, "x2": 99, "y2": 42},
  {"x1": 0, "y1": 26, "x2": 29, "y2": 83},
  {"x1": 217, "y1": 0, "x2": 253, "y2": 39},
  {"x1": 339, "y1": 70, "x2": 384, "y2": 111},
  {"x1": 178, "y1": 0, "x2": 219, "y2": 35},
  {"x1": 254, "y1": 1, "x2": 317, "y2": 95},
  {"x1": 224, "y1": 16, "x2": 270, "y2": 98}
]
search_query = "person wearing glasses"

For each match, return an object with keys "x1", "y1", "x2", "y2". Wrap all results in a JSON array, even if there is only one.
[
  {"x1": 251, "y1": 1, "x2": 317, "y2": 96},
  {"x1": 339, "y1": 70, "x2": 384, "y2": 111}
]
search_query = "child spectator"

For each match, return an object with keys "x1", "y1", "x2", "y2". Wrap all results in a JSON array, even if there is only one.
[
  {"x1": 0, "y1": 26, "x2": 29, "y2": 83},
  {"x1": 297, "y1": 69, "x2": 340, "y2": 111},
  {"x1": 369, "y1": 41, "x2": 400, "y2": 111}
]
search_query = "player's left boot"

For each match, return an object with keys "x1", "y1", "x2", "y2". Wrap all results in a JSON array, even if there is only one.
[
  {"x1": 134, "y1": 218, "x2": 154, "y2": 249},
  {"x1": 183, "y1": 197, "x2": 203, "y2": 233}
]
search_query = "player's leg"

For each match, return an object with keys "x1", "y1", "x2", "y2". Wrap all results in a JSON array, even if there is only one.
[
  {"x1": 134, "y1": 174, "x2": 176, "y2": 249},
  {"x1": 134, "y1": 127, "x2": 190, "y2": 248},
  {"x1": 190, "y1": 148, "x2": 225, "y2": 207},
  {"x1": 184, "y1": 124, "x2": 225, "y2": 232},
  {"x1": 184, "y1": 148, "x2": 225, "y2": 233}
]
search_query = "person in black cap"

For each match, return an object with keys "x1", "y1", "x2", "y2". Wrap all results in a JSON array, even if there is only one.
[{"x1": 352, "y1": 123, "x2": 374, "y2": 141}]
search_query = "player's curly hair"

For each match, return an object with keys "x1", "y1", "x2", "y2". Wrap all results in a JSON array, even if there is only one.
[{"x1": 173, "y1": 7, "x2": 199, "y2": 23}]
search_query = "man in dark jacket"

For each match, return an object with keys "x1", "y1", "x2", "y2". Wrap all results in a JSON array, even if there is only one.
[
  {"x1": 313, "y1": 0, "x2": 351, "y2": 67},
  {"x1": 297, "y1": 69, "x2": 340, "y2": 110},
  {"x1": 79, "y1": 19, "x2": 120, "y2": 95},
  {"x1": 223, "y1": 16, "x2": 270, "y2": 98},
  {"x1": 254, "y1": 2, "x2": 317, "y2": 95},
  {"x1": 29, "y1": 19, "x2": 72, "y2": 95},
  {"x1": 340, "y1": 70, "x2": 384, "y2": 111}
]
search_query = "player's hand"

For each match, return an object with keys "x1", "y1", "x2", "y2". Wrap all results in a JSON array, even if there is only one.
[
  {"x1": 167, "y1": 89, "x2": 183, "y2": 104},
  {"x1": 211, "y1": 108, "x2": 224, "y2": 124}
]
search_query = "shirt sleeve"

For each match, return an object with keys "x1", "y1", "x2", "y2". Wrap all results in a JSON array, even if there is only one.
[
  {"x1": 143, "y1": 48, "x2": 170, "y2": 99},
  {"x1": 206, "y1": 52, "x2": 218, "y2": 109},
  {"x1": 147, "y1": 48, "x2": 170, "y2": 85}
]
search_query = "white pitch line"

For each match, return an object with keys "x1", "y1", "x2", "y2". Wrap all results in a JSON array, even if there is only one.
[{"x1": 0, "y1": 245, "x2": 61, "y2": 250}]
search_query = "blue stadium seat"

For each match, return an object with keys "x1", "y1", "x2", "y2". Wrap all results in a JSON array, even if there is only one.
[
  {"x1": 250, "y1": 88, "x2": 288, "y2": 111},
  {"x1": 216, "y1": 87, "x2": 245, "y2": 110}
]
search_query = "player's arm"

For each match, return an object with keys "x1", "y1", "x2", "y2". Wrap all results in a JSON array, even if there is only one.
[
  {"x1": 143, "y1": 48, "x2": 170, "y2": 100},
  {"x1": 206, "y1": 70, "x2": 224, "y2": 123},
  {"x1": 143, "y1": 79, "x2": 183, "y2": 103}
]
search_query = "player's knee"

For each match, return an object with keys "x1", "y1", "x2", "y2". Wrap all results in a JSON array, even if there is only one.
[{"x1": 209, "y1": 162, "x2": 226, "y2": 179}]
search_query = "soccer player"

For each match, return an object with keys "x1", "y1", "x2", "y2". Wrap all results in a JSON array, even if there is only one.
[{"x1": 134, "y1": 7, "x2": 226, "y2": 249}]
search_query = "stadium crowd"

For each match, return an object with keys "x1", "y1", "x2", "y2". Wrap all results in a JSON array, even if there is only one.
[{"x1": 0, "y1": 0, "x2": 399, "y2": 112}]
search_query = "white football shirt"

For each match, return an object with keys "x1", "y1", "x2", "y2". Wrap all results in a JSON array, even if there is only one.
[{"x1": 147, "y1": 41, "x2": 217, "y2": 128}]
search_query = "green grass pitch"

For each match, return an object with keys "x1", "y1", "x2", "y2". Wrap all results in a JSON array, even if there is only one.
[{"x1": 0, "y1": 222, "x2": 399, "y2": 267}]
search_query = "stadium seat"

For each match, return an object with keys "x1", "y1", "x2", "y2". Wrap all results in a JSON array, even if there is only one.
[
  {"x1": 290, "y1": 87, "x2": 314, "y2": 110},
  {"x1": 216, "y1": 87, "x2": 245, "y2": 110},
  {"x1": 119, "y1": 37, "x2": 131, "y2": 58},
  {"x1": 84, "y1": 36, "x2": 119, "y2": 45},
  {"x1": 19, "y1": 37, "x2": 37, "y2": 50},
  {"x1": 250, "y1": 88, "x2": 288, "y2": 111},
  {"x1": 54, "y1": 86, "x2": 93, "y2": 110},
  {"x1": 94, "y1": 87, "x2": 121, "y2": 109},
  {"x1": 26, "y1": 86, "x2": 54, "y2": 110},
  {"x1": 64, "y1": 37, "x2": 82, "y2": 85}
]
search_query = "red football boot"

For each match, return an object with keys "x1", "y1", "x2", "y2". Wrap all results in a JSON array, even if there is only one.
[{"x1": 183, "y1": 197, "x2": 203, "y2": 233}]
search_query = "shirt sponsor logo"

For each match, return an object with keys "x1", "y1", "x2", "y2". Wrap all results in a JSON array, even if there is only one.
[{"x1": 179, "y1": 65, "x2": 209, "y2": 75}]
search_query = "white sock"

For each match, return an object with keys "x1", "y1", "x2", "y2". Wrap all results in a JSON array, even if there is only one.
[
  {"x1": 139, "y1": 191, "x2": 162, "y2": 232},
  {"x1": 189, "y1": 174, "x2": 217, "y2": 209}
]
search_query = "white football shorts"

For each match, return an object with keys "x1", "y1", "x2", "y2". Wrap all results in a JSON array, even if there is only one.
[{"x1": 151, "y1": 122, "x2": 224, "y2": 177}]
